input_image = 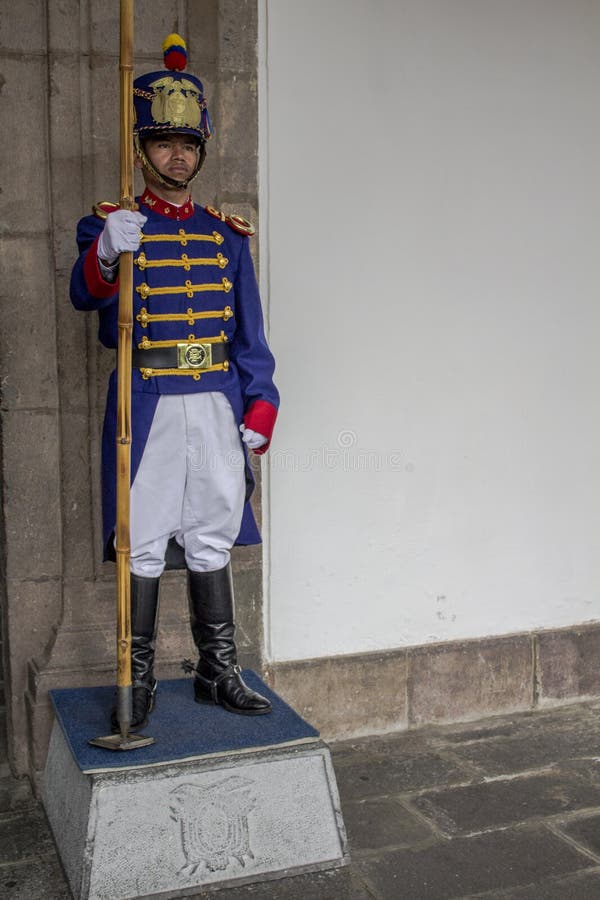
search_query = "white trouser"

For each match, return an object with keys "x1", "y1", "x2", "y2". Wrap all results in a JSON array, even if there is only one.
[{"x1": 127, "y1": 392, "x2": 246, "y2": 578}]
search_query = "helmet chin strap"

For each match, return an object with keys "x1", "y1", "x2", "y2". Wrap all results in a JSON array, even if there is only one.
[{"x1": 134, "y1": 135, "x2": 206, "y2": 191}]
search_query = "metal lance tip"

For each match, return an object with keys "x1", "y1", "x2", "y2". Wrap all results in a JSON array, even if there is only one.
[
  {"x1": 88, "y1": 733, "x2": 155, "y2": 751},
  {"x1": 89, "y1": 685, "x2": 155, "y2": 751}
]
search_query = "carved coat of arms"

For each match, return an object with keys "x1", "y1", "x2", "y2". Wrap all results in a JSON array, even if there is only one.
[{"x1": 170, "y1": 776, "x2": 256, "y2": 875}]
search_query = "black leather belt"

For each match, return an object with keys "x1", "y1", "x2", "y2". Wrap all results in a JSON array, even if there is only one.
[{"x1": 132, "y1": 342, "x2": 229, "y2": 370}]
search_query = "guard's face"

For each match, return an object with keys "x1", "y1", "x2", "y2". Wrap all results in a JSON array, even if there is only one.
[{"x1": 141, "y1": 134, "x2": 200, "y2": 183}]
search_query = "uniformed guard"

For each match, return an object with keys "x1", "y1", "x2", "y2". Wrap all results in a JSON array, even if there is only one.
[{"x1": 70, "y1": 34, "x2": 279, "y2": 730}]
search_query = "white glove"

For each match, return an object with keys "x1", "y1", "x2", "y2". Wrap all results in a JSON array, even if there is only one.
[
  {"x1": 97, "y1": 210, "x2": 148, "y2": 265},
  {"x1": 240, "y1": 424, "x2": 268, "y2": 450}
]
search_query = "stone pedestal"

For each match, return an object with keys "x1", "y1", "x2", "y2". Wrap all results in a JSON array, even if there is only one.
[{"x1": 43, "y1": 675, "x2": 349, "y2": 899}]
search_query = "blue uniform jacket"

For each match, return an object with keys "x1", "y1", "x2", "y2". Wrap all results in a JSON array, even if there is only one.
[{"x1": 70, "y1": 190, "x2": 279, "y2": 561}]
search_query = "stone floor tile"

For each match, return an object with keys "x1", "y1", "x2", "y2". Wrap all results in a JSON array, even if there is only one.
[
  {"x1": 356, "y1": 826, "x2": 593, "y2": 900},
  {"x1": 334, "y1": 751, "x2": 473, "y2": 803},
  {"x1": 434, "y1": 704, "x2": 600, "y2": 743},
  {"x1": 412, "y1": 771, "x2": 600, "y2": 836},
  {"x1": 469, "y1": 866, "x2": 600, "y2": 898},
  {"x1": 343, "y1": 797, "x2": 434, "y2": 852},
  {"x1": 431, "y1": 721, "x2": 521, "y2": 744},
  {"x1": 370, "y1": 732, "x2": 476, "y2": 760},
  {"x1": 0, "y1": 808, "x2": 55, "y2": 863},
  {"x1": 1, "y1": 858, "x2": 71, "y2": 900},
  {"x1": 0, "y1": 711, "x2": 6, "y2": 764},
  {"x1": 188, "y1": 866, "x2": 371, "y2": 899},
  {"x1": 557, "y1": 812, "x2": 600, "y2": 858},
  {"x1": 332, "y1": 730, "x2": 432, "y2": 761},
  {"x1": 330, "y1": 745, "x2": 378, "y2": 771},
  {"x1": 560, "y1": 757, "x2": 600, "y2": 786},
  {"x1": 445, "y1": 728, "x2": 600, "y2": 778},
  {"x1": 0, "y1": 775, "x2": 36, "y2": 814}
]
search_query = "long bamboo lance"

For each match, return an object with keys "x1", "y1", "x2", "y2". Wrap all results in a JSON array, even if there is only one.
[{"x1": 115, "y1": 0, "x2": 135, "y2": 733}]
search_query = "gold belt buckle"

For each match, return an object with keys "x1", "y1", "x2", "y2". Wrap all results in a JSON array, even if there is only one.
[{"x1": 177, "y1": 342, "x2": 213, "y2": 369}]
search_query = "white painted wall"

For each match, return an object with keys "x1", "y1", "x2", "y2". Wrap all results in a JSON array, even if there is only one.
[{"x1": 259, "y1": 0, "x2": 600, "y2": 661}]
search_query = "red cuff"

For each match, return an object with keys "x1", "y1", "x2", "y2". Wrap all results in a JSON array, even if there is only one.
[
  {"x1": 83, "y1": 234, "x2": 120, "y2": 299},
  {"x1": 244, "y1": 400, "x2": 278, "y2": 455}
]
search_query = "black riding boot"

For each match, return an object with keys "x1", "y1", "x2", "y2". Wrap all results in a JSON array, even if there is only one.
[
  {"x1": 186, "y1": 564, "x2": 271, "y2": 715},
  {"x1": 111, "y1": 573, "x2": 160, "y2": 732}
]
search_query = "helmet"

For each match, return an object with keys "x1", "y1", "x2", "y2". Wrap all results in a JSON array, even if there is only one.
[{"x1": 133, "y1": 34, "x2": 212, "y2": 189}]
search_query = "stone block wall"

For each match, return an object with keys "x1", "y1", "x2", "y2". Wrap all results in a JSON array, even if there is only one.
[
  {"x1": 268, "y1": 623, "x2": 600, "y2": 741},
  {"x1": 0, "y1": 0, "x2": 263, "y2": 781}
]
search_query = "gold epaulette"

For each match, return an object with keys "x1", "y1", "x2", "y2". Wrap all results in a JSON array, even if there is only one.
[
  {"x1": 93, "y1": 201, "x2": 120, "y2": 220},
  {"x1": 205, "y1": 205, "x2": 255, "y2": 237}
]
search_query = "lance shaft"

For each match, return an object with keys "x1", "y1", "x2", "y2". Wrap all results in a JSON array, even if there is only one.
[{"x1": 116, "y1": 0, "x2": 135, "y2": 734}]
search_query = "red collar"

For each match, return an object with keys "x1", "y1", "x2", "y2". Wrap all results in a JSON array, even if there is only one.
[{"x1": 139, "y1": 188, "x2": 194, "y2": 221}]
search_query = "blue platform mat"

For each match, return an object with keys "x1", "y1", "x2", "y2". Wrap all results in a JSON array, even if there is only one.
[{"x1": 50, "y1": 672, "x2": 319, "y2": 773}]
